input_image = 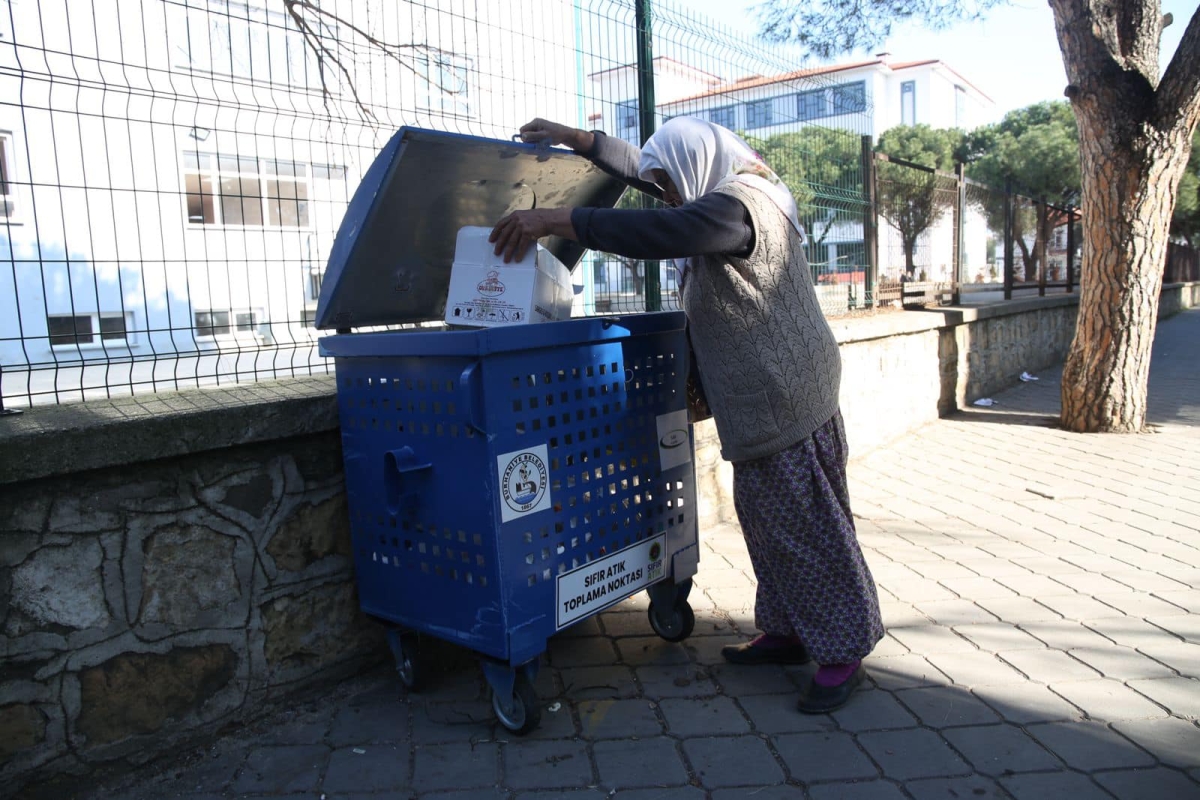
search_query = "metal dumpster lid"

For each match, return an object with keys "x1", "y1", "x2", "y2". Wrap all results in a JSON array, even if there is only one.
[{"x1": 315, "y1": 127, "x2": 627, "y2": 330}]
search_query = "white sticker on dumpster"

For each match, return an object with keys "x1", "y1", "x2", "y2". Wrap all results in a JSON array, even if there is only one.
[
  {"x1": 497, "y1": 444, "x2": 552, "y2": 522},
  {"x1": 556, "y1": 534, "x2": 667, "y2": 629}
]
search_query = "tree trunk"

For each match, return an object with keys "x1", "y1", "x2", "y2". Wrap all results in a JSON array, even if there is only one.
[
  {"x1": 904, "y1": 239, "x2": 916, "y2": 276},
  {"x1": 1052, "y1": 0, "x2": 1200, "y2": 433}
]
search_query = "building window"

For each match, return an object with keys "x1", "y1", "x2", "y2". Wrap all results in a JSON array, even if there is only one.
[
  {"x1": 709, "y1": 105, "x2": 736, "y2": 129},
  {"x1": 955, "y1": 85, "x2": 967, "y2": 128},
  {"x1": 0, "y1": 131, "x2": 16, "y2": 218},
  {"x1": 616, "y1": 100, "x2": 639, "y2": 141},
  {"x1": 901, "y1": 81, "x2": 916, "y2": 126},
  {"x1": 796, "y1": 89, "x2": 825, "y2": 121},
  {"x1": 745, "y1": 99, "x2": 773, "y2": 129},
  {"x1": 309, "y1": 270, "x2": 323, "y2": 302},
  {"x1": 415, "y1": 50, "x2": 473, "y2": 117},
  {"x1": 47, "y1": 313, "x2": 130, "y2": 347},
  {"x1": 184, "y1": 151, "x2": 309, "y2": 228},
  {"x1": 195, "y1": 309, "x2": 260, "y2": 338},
  {"x1": 832, "y1": 82, "x2": 866, "y2": 114},
  {"x1": 173, "y1": 1, "x2": 313, "y2": 88}
]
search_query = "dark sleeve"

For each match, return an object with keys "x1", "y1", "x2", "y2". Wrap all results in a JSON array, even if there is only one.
[
  {"x1": 582, "y1": 130, "x2": 664, "y2": 201},
  {"x1": 571, "y1": 193, "x2": 754, "y2": 260}
]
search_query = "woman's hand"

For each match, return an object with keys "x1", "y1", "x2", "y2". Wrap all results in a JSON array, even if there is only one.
[
  {"x1": 489, "y1": 208, "x2": 576, "y2": 263},
  {"x1": 518, "y1": 119, "x2": 594, "y2": 152}
]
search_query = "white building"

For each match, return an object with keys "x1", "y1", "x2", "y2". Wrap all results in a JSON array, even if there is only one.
[{"x1": 586, "y1": 54, "x2": 996, "y2": 289}]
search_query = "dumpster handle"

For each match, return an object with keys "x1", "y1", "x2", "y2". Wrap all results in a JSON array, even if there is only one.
[
  {"x1": 384, "y1": 446, "x2": 432, "y2": 516},
  {"x1": 459, "y1": 361, "x2": 486, "y2": 434}
]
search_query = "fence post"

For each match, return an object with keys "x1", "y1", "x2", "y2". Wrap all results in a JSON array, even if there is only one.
[
  {"x1": 1066, "y1": 204, "x2": 1076, "y2": 293},
  {"x1": 1003, "y1": 181, "x2": 1014, "y2": 301},
  {"x1": 1037, "y1": 197, "x2": 1048, "y2": 297},
  {"x1": 635, "y1": 0, "x2": 660, "y2": 313},
  {"x1": 861, "y1": 136, "x2": 877, "y2": 308},
  {"x1": 953, "y1": 162, "x2": 964, "y2": 304}
]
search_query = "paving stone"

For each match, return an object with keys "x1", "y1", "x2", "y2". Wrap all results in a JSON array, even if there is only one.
[
  {"x1": 1067, "y1": 645, "x2": 1178, "y2": 680},
  {"x1": 911, "y1": 599, "x2": 999, "y2": 626},
  {"x1": 857, "y1": 729, "x2": 971, "y2": 781},
  {"x1": 941, "y1": 724, "x2": 1060, "y2": 776},
  {"x1": 970, "y1": 683, "x2": 1083, "y2": 724},
  {"x1": 411, "y1": 699, "x2": 495, "y2": 744},
  {"x1": 999, "y1": 770, "x2": 1108, "y2": 799},
  {"x1": 997, "y1": 648, "x2": 1102, "y2": 683},
  {"x1": 1111, "y1": 718, "x2": 1200, "y2": 769},
  {"x1": 712, "y1": 787, "x2": 804, "y2": 799},
  {"x1": 1136, "y1": 640, "x2": 1200, "y2": 675},
  {"x1": 231, "y1": 744, "x2": 330, "y2": 794},
  {"x1": 888, "y1": 625, "x2": 977, "y2": 654},
  {"x1": 557, "y1": 665, "x2": 640, "y2": 700},
  {"x1": 320, "y1": 746, "x2": 415, "y2": 795},
  {"x1": 468, "y1": 789, "x2": 537, "y2": 800},
  {"x1": 1127, "y1": 677, "x2": 1200, "y2": 718},
  {"x1": 1146, "y1": 613, "x2": 1200, "y2": 643},
  {"x1": 772, "y1": 731, "x2": 880, "y2": 783},
  {"x1": 1085, "y1": 616, "x2": 1185, "y2": 649},
  {"x1": 658, "y1": 695, "x2": 750, "y2": 736},
  {"x1": 708, "y1": 662, "x2": 801, "y2": 697},
  {"x1": 866, "y1": 655, "x2": 950, "y2": 691},
  {"x1": 328, "y1": 699, "x2": 409, "y2": 746},
  {"x1": 682, "y1": 633, "x2": 745, "y2": 664},
  {"x1": 807, "y1": 781, "x2": 907, "y2": 799},
  {"x1": 937, "y1": 577, "x2": 1019, "y2": 600},
  {"x1": 1019, "y1": 621, "x2": 1120, "y2": 651},
  {"x1": 1049, "y1": 679, "x2": 1170, "y2": 721},
  {"x1": 736, "y1": 693, "x2": 837, "y2": 735},
  {"x1": 547, "y1": 636, "x2": 620, "y2": 667},
  {"x1": 894, "y1": 686, "x2": 1002, "y2": 728},
  {"x1": 682, "y1": 735, "x2": 786, "y2": 789},
  {"x1": 502, "y1": 739, "x2": 593, "y2": 791},
  {"x1": 619, "y1": 788, "x2": 707, "y2": 800},
  {"x1": 614, "y1": 636, "x2": 692, "y2": 666},
  {"x1": 1092, "y1": 766, "x2": 1200, "y2": 799},
  {"x1": 1096, "y1": 592, "x2": 1191, "y2": 618},
  {"x1": 829, "y1": 687, "x2": 919, "y2": 732},
  {"x1": 904, "y1": 774, "x2": 1006, "y2": 799},
  {"x1": 410, "y1": 741, "x2": 498, "y2": 792},
  {"x1": 1026, "y1": 720, "x2": 1156, "y2": 770},
  {"x1": 953, "y1": 623, "x2": 1047, "y2": 652},
  {"x1": 634, "y1": 664, "x2": 718, "y2": 698},
  {"x1": 924, "y1": 651, "x2": 1026, "y2": 687},
  {"x1": 1035, "y1": 593, "x2": 1126, "y2": 621},
  {"x1": 973, "y1": 597, "x2": 1065, "y2": 624},
  {"x1": 592, "y1": 737, "x2": 689, "y2": 789},
  {"x1": 577, "y1": 699, "x2": 663, "y2": 739}
]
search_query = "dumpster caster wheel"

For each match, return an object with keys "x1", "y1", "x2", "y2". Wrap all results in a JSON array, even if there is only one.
[
  {"x1": 386, "y1": 630, "x2": 423, "y2": 692},
  {"x1": 648, "y1": 600, "x2": 695, "y2": 642},
  {"x1": 491, "y1": 674, "x2": 540, "y2": 735}
]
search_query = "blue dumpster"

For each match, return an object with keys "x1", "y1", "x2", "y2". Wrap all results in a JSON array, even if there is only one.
[{"x1": 317, "y1": 128, "x2": 700, "y2": 734}]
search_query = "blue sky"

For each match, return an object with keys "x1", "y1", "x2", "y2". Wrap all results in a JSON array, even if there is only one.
[{"x1": 683, "y1": 0, "x2": 1192, "y2": 123}]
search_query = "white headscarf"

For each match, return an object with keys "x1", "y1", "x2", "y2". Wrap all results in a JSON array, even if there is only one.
[{"x1": 638, "y1": 116, "x2": 807, "y2": 245}]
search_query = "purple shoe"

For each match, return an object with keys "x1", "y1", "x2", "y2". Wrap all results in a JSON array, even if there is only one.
[
  {"x1": 797, "y1": 662, "x2": 866, "y2": 713},
  {"x1": 721, "y1": 634, "x2": 811, "y2": 665}
]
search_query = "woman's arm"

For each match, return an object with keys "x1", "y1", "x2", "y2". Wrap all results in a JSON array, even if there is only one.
[
  {"x1": 572, "y1": 194, "x2": 753, "y2": 261},
  {"x1": 517, "y1": 119, "x2": 663, "y2": 200}
]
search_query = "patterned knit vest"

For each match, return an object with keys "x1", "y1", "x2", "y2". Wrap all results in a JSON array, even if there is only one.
[{"x1": 682, "y1": 180, "x2": 842, "y2": 462}]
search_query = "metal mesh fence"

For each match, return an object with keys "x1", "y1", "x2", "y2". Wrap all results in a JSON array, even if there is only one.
[{"x1": 0, "y1": 0, "x2": 874, "y2": 409}]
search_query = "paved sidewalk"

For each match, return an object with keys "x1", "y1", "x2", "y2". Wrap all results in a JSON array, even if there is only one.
[{"x1": 79, "y1": 310, "x2": 1200, "y2": 800}]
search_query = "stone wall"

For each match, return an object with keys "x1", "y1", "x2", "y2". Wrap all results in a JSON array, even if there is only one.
[
  {"x1": 1, "y1": 381, "x2": 383, "y2": 798},
  {"x1": 3, "y1": 287, "x2": 1197, "y2": 796}
]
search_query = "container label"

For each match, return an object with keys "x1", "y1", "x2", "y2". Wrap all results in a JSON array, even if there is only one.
[
  {"x1": 555, "y1": 534, "x2": 667, "y2": 629},
  {"x1": 655, "y1": 409, "x2": 691, "y2": 471},
  {"x1": 497, "y1": 444, "x2": 552, "y2": 522}
]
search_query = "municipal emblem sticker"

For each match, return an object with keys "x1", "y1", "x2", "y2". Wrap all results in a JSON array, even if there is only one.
[{"x1": 497, "y1": 444, "x2": 551, "y2": 522}]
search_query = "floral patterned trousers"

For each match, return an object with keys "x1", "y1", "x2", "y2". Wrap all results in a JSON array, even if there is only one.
[{"x1": 732, "y1": 410, "x2": 885, "y2": 664}]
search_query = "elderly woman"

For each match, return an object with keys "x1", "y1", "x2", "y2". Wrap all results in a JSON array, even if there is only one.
[{"x1": 490, "y1": 117, "x2": 884, "y2": 713}]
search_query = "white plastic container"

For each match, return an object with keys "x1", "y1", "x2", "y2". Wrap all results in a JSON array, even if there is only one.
[{"x1": 444, "y1": 226, "x2": 575, "y2": 328}]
